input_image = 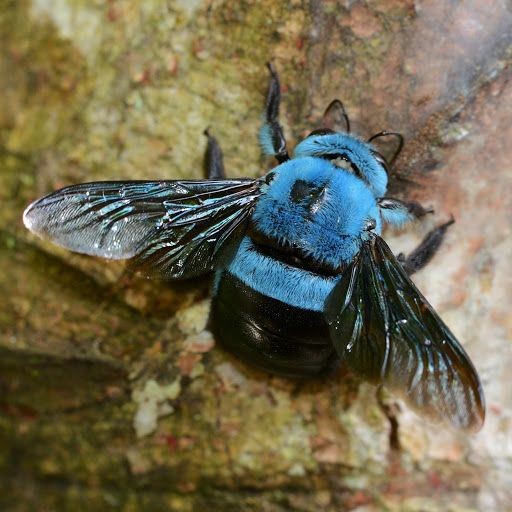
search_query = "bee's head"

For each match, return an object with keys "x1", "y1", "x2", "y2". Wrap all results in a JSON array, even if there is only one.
[{"x1": 293, "y1": 130, "x2": 390, "y2": 199}]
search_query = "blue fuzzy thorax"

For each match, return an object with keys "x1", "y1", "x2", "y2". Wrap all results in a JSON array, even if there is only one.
[
  {"x1": 223, "y1": 157, "x2": 382, "y2": 310},
  {"x1": 293, "y1": 134, "x2": 388, "y2": 198},
  {"x1": 252, "y1": 157, "x2": 381, "y2": 268}
]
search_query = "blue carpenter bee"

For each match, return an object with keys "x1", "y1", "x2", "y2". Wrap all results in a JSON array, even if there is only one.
[{"x1": 23, "y1": 64, "x2": 484, "y2": 431}]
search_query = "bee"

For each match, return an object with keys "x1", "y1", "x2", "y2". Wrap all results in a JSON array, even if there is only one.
[{"x1": 23, "y1": 64, "x2": 485, "y2": 431}]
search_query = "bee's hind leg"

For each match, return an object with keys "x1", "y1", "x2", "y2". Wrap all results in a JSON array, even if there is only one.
[
  {"x1": 398, "y1": 218, "x2": 455, "y2": 276},
  {"x1": 259, "y1": 62, "x2": 289, "y2": 164},
  {"x1": 203, "y1": 128, "x2": 226, "y2": 179}
]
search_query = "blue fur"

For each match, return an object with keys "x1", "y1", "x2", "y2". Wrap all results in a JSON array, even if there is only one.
[
  {"x1": 225, "y1": 237, "x2": 340, "y2": 311},
  {"x1": 380, "y1": 206, "x2": 415, "y2": 228},
  {"x1": 252, "y1": 158, "x2": 380, "y2": 268},
  {"x1": 293, "y1": 134, "x2": 388, "y2": 198},
  {"x1": 222, "y1": 156, "x2": 383, "y2": 309},
  {"x1": 259, "y1": 122, "x2": 276, "y2": 156}
]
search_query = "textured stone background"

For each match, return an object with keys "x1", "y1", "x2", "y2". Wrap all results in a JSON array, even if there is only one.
[{"x1": 1, "y1": 1, "x2": 511, "y2": 510}]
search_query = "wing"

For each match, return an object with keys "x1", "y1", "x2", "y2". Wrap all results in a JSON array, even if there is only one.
[
  {"x1": 23, "y1": 179, "x2": 262, "y2": 279},
  {"x1": 324, "y1": 235, "x2": 485, "y2": 431}
]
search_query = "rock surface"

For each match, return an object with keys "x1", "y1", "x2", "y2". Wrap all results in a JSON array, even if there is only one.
[{"x1": 1, "y1": 1, "x2": 511, "y2": 510}]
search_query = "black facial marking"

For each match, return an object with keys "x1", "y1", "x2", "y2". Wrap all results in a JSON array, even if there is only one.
[
  {"x1": 290, "y1": 180, "x2": 309, "y2": 202},
  {"x1": 290, "y1": 180, "x2": 324, "y2": 204}
]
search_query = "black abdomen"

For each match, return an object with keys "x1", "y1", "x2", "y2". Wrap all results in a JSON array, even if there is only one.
[{"x1": 210, "y1": 271, "x2": 336, "y2": 378}]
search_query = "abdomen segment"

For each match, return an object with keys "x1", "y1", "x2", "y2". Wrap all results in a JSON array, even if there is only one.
[{"x1": 211, "y1": 271, "x2": 336, "y2": 378}]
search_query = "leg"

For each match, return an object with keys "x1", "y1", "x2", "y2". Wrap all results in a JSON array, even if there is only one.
[
  {"x1": 376, "y1": 386, "x2": 401, "y2": 451},
  {"x1": 203, "y1": 128, "x2": 226, "y2": 179},
  {"x1": 259, "y1": 63, "x2": 289, "y2": 163},
  {"x1": 398, "y1": 218, "x2": 455, "y2": 276},
  {"x1": 379, "y1": 197, "x2": 433, "y2": 228}
]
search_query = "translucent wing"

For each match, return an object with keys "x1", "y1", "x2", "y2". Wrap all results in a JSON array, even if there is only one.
[
  {"x1": 325, "y1": 235, "x2": 485, "y2": 431},
  {"x1": 24, "y1": 179, "x2": 262, "y2": 279}
]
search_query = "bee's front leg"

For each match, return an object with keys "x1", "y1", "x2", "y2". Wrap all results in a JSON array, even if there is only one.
[{"x1": 398, "y1": 217, "x2": 455, "y2": 276}]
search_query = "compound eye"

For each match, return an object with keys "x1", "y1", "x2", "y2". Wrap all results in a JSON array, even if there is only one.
[
  {"x1": 331, "y1": 155, "x2": 353, "y2": 172},
  {"x1": 327, "y1": 153, "x2": 362, "y2": 178},
  {"x1": 307, "y1": 128, "x2": 336, "y2": 137}
]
